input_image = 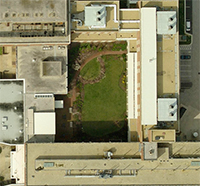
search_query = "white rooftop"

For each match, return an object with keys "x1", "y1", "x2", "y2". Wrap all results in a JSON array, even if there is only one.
[
  {"x1": 34, "y1": 112, "x2": 55, "y2": 135},
  {"x1": 85, "y1": 5, "x2": 107, "y2": 28},
  {"x1": 158, "y1": 98, "x2": 177, "y2": 121},
  {"x1": 157, "y1": 11, "x2": 176, "y2": 35},
  {"x1": 10, "y1": 145, "x2": 24, "y2": 184},
  {"x1": 141, "y1": 8, "x2": 157, "y2": 125}
]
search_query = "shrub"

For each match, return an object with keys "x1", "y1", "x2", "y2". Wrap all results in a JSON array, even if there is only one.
[{"x1": 98, "y1": 47, "x2": 103, "y2": 52}]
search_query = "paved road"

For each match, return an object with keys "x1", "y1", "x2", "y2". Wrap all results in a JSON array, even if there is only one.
[
  {"x1": 186, "y1": 0, "x2": 192, "y2": 34},
  {"x1": 180, "y1": 0, "x2": 200, "y2": 141}
]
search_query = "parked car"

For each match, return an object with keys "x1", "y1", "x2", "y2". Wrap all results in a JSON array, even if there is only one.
[
  {"x1": 180, "y1": 55, "x2": 191, "y2": 59},
  {"x1": 186, "y1": 21, "x2": 191, "y2": 32}
]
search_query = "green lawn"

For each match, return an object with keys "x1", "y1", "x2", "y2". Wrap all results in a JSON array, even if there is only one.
[
  {"x1": 80, "y1": 58, "x2": 100, "y2": 80},
  {"x1": 0, "y1": 47, "x2": 3, "y2": 55},
  {"x1": 81, "y1": 55, "x2": 126, "y2": 137}
]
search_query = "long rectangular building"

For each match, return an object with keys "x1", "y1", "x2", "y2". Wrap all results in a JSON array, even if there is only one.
[
  {"x1": 26, "y1": 143, "x2": 200, "y2": 186},
  {"x1": 140, "y1": 7, "x2": 157, "y2": 125}
]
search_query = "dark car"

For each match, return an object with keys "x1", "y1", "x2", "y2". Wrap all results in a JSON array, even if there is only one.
[{"x1": 180, "y1": 55, "x2": 191, "y2": 59}]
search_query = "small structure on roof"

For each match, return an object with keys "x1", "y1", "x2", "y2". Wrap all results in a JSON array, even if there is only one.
[
  {"x1": 34, "y1": 112, "x2": 56, "y2": 135},
  {"x1": 143, "y1": 142, "x2": 157, "y2": 160},
  {"x1": 41, "y1": 61, "x2": 62, "y2": 77},
  {"x1": 149, "y1": 129, "x2": 176, "y2": 143},
  {"x1": 85, "y1": 5, "x2": 107, "y2": 28},
  {"x1": 55, "y1": 100, "x2": 64, "y2": 109},
  {"x1": 158, "y1": 98, "x2": 177, "y2": 121},
  {"x1": 157, "y1": 11, "x2": 176, "y2": 35}
]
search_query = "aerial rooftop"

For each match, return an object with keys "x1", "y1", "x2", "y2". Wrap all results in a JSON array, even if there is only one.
[
  {"x1": 0, "y1": 0, "x2": 67, "y2": 23},
  {"x1": 0, "y1": 0, "x2": 70, "y2": 44},
  {"x1": 26, "y1": 142, "x2": 200, "y2": 185},
  {"x1": 0, "y1": 80, "x2": 24, "y2": 143},
  {"x1": 1, "y1": 0, "x2": 200, "y2": 185},
  {"x1": 17, "y1": 46, "x2": 68, "y2": 94}
]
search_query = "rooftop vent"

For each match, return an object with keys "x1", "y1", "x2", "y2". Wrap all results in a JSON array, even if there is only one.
[
  {"x1": 5, "y1": 13, "x2": 9, "y2": 18},
  {"x1": 97, "y1": 17, "x2": 101, "y2": 21},
  {"x1": 104, "y1": 151, "x2": 113, "y2": 159},
  {"x1": 149, "y1": 148, "x2": 154, "y2": 155},
  {"x1": 32, "y1": 58, "x2": 36, "y2": 63},
  {"x1": 77, "y1": 20, "x2": 83, "y2": 26},
  {"x1": 34, "y1": 94, "x2": 53, "y2": 98}
]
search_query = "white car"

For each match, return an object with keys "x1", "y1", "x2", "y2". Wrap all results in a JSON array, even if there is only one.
[{"x1": 186, "y1": 21, "x2": 191, "y2": 32}]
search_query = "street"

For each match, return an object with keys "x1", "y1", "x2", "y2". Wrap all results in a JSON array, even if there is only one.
[{"x1": 180, "y1": 0, "x2": 200, "y2": 141}]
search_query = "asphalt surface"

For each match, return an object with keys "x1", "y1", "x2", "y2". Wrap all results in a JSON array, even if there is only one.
[
  {"x1": 186, "y1": 0, "x2": 192, "y2": 34},
  {"x1": 180, "y1": 0, "x2": 200, "y2": 141}
]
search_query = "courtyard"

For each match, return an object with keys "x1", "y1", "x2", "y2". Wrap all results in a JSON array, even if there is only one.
[{"x1": 81, "y1": 55, "x2": 127, "y2": 137}]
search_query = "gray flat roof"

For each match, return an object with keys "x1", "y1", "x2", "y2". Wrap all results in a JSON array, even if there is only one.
[
  {"x1": 17, "y1": 46, "x2": 68, "y2": 94},
  {"x1": 0, "y1": 80, "x2": 24, "y2": 143},
  {"x1": 0, "y1": 0, "x2": 70, "y2": 44},
  {"x1": 0, "y1": 0, "x2": 67, "y2": 23}
]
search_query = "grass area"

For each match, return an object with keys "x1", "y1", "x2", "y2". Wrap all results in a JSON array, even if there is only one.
[
  {"x1": 80, "y1": 58, "x2": 100, "y2": 80},
  {"x1": 0, "y1": 47, "x2": 3, "y2": 55},
  {"x1": 82, "y1": 55, "x2": 126, "y2": 137}
]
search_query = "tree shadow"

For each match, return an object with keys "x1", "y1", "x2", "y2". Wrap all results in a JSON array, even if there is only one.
[{"x1": 73, "y1": 120, "x2": 128, "y2": 142}]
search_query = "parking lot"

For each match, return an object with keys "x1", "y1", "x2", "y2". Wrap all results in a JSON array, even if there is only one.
[
  {"x1": 179, "y1": 0, "x2": 200, "y2": 141},
  {"x1": 180, "y1": 46, "x2": 192, "y2": 82}
]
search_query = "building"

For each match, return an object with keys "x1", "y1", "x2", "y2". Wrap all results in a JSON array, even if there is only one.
[{"x1": 0, "y1": 0, "x2": 70, "y2": 45}]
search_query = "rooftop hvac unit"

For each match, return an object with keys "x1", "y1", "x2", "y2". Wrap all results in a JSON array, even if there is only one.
[{"x1": 34, "y1": 94, "x2": 53, "y2": 98}]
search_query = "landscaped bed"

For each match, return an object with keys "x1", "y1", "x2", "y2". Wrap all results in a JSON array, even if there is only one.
[{"x1": 81, "y1": 55, "x2": 126, "y2": 137}]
